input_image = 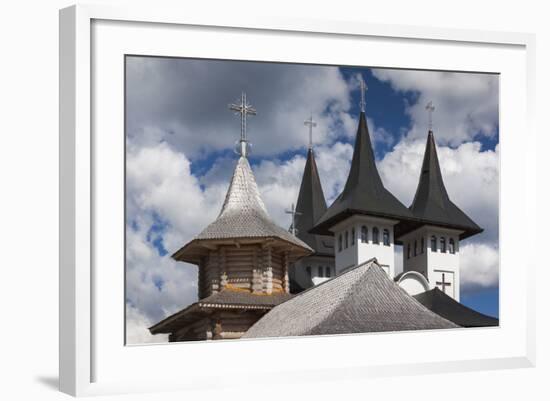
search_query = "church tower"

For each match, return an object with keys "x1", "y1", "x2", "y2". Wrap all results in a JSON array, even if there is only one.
[
  {"x1": 310, "y1": 77, "x2": 417, "y2": 278},
  {"x1": 149, "y1": 93, "x2": 312, "y2": 341},
  {"x1": 397, "y1": 102, "x2": 482, "y2": 301},
  {"x1": 287, "y1": 116, "x2": 335, "y2": 292}
]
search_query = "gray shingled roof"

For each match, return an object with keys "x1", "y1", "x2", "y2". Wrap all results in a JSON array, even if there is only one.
[
  {"x1": 310, "y1": 112, "x2": 417, "y2": 237},
  {"x1": 407, "y1": 131, "x2": 482, "y2": 240},
  {"x1": 243, "y1": 260, "x2": 458, "y2": 338},
  {"x1": 414, "y1": 288, "x2": 498, "y2": 328},
  {"x1": 294, "y1": 148, "x2": 334, "y2": 256},
  {"x1": 149, "y1": 290, "x2": 293, "y2": 334},
  {"x1": 172, "y1": 156, "x2": 312, "y2": 262}
]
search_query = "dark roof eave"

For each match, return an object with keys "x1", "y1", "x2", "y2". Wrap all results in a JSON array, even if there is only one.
[
  {"x1": 309, "y1": 208, "x2": 420, "y2": 236},
  {"x1": 172, "y1": 236, "x2": 314, "y2": 264}
]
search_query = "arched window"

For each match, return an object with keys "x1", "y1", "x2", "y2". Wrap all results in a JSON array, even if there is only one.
[
  {"x1": 338, "y1": 235, "x2": 342, "y2": 252},
  {"x1": 383, "y1": 229, "x2": 390, "y2": 246},
  {"x1": 431, "y1": 236, "x2": 437, "y2": 252},
  {"x1": 351, "y1": 228, "x2": 355, "y2": 246},
  {"x1": 318, "y1": 266, "x2": 323, "y2": 277},
  {"x1": 440, "y1": 237, "x2": 446, "y2": 253},
  {"x1": 344, "y1": 231, "x2": 349, "y2": 249},
  {"x1": 373, "y1": 227, "x2": 379, "y2": 244},
  {"x1": 407, "y1": 243, "x2": 411, "y2": 259},
  {"x1": 306, "y1": 266, "x2": 311, "y2": 277},
  {"x1": 449, "y1": 238, "x2": 456, "y2": 254},
  {"x1": 421, "y1": 237, "x2": 425, "y2": 254},
  {"x1": 414, "y1": 239, "x2": 418, "y2": 256},
  {"x1": 361, "y1": 226, "x2": 368, "y2": 243},
  {"x1": 325, "y1": 266, "x2": 331, "y2": 277}
]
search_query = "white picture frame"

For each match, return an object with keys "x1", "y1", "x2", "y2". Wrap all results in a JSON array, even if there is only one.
[{"x1": 59, "y1": 4, "x2": 536, "y2": 397}]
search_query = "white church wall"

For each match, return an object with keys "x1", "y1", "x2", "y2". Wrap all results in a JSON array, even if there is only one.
[
  {"x1": 292, "y1": 255, "x2": 335, "y2": 291},
  {"x1": 400, "y1": 226, "x2": 462, "y2": 301},
  {"x1": 332, "y1": 215, "x2": 397, "y2": 277}
]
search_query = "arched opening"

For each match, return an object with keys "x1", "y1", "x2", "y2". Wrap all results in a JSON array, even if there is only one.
[
  {"x1": 449, "y1": 238, "x2": 456, "y2": 254},
  {"x1": 338, "y1": 234, "x2": 342, "y2": 252},
  {"x1": 361, "y1": 226, "x2": 368, "y2": 243},
  {"x1": 440, "y1": 237, "x2": 446, "y2": 253},
  {"x1": 372, "y1": 227, "x2": 379, "y2": 244},
  {"x1": 431, "y1": 235, "x2": 437, "y2": 252},
  {"x1": 383, "y1": 229, "x2": 390, "y2": 246},
  {"x1": 351, "y1": 228, "x2": 355, "y2": 246}
]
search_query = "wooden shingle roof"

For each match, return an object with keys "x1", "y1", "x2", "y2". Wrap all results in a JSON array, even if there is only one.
[{"x1": 243, "y1": 259, "x2": 458, "y2": 338}]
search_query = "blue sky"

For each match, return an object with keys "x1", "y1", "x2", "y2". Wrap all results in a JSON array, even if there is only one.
[{"x1": 125, "y1": 56, "x2": 500, "y2": 343}]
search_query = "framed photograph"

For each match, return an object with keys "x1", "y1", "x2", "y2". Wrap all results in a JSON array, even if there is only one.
[{"x1": 59, "y1": 4, "x2": 536, "y2": 396}]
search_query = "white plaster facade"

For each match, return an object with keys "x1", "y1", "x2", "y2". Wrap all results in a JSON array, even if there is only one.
[
  {"x1": 331, "y1": 215, "x2": 398, "y2": 278},
  {"x1": 398, "y1": 225, "x2": 462, "y2": 301},
  {"x1": 291, "y1": 255, "x2": 335, "y2": 290}
]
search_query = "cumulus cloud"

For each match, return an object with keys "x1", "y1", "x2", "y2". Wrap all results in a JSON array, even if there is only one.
[
  {"x1": 372, "y1": 69, "x2": 499, "y2": 146},
  {"x1": 126, "y1": 57, "x2": 355, "y2": 158},
  {"x1": 460, "y1": 243, "x2": 500, "y2": 291},
  {"x1": 126, "y1": 305, "x2": 169, "y2": 344}
]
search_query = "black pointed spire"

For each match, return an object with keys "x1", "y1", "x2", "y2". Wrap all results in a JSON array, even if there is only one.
[
  {"x1": 293, "y1": 148, "x2": 334, "y2": 256},
  {"x1": 409, "y1": 131, "x2": 482, "y2": 240},
  {"x1": 310, "y1": 112, "x2": 415, "y2": 236}
]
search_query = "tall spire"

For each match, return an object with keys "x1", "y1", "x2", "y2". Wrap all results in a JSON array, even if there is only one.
[
  {"x1": 229, "y1": 92, "x2": 256, "y2": 157},
  {"x1": 409, "y1": 130, "x2": 482, "y2": 240},
  {"x1": 311, "y1": 92, "x2": 415, "y2": 236}
]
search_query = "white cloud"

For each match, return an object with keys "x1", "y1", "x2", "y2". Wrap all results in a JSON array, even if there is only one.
[
  {"x1": 372, "y1": 69, "x2": 499, "y2": 146},
  {"x1": 460, "y1": 243, "x2": 499, "y2": 290},
  {"x1": 126, "y1": 57, "x2": 354, "y2": 158},
  {"x1": 126, "y1": 305, "x2": 169, "y2": 344}
]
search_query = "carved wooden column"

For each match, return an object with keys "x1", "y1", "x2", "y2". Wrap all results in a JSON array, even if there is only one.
[
  {"x1": 263, "y1": 246, "x2": 273, "y2": 294},
  {"x1": 283, "y1": 250, "x2": 290, "y2": 294},
  {"x1": 218, "y1": 247, "x2": 227, "y2": 290},
  {"x1": 251, "y1": 246, "x2": 262, "y2": 293}
]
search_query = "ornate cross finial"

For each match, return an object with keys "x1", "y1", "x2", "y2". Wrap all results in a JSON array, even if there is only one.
[
  {"x1": 358, "y1": 75, "x2": 368, "y2": 113},
  {"x1": 425, "y1": 101, "x2": 435, "y2": 131},
  {"x1": 285, "y1": 203, "x2": 302, "y2": 236},
  {"x1": 304, "y1": 114, "x2": 317, "y2": 149},
  {"x1": 229, "y1": 92, "x2": 257, "y2": 157}
]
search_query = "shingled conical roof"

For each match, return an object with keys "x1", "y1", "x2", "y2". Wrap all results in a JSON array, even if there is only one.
[
  {"x1": 243, "y1": 259, "x2": 457, "y2": 338},
  {"x1": 172, "y1": 156, "x2": 312, "y2": 264},
  {"x1": 409, "y1": 131, "x2": 482, "y2": 240},
  {"x1": 310, "y1": 112, "x2": 415, "y2": 235},
  {"x1": 294, "y1": 148, "x2": 334, "y2": 256}
]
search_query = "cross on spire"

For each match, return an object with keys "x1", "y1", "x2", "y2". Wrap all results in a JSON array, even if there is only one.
[
  {"x1": 304, "y1": 114, "x2": 317, "y2": 149},
  {"x1": 229, "y1": 92, "x2": 257, "y2": 157},
  {"x1": 285, "y1": 203, "x2": 302, "y2": 236},
  {"x1": 358, "y1": 75, "x2": 368, "y2": 113},
  {"x1": 425, "y1": 101, "x2": 435, "y2": 131},
  {"x1": 436, "y1": 273, "x2": 452, "y2": 294}
]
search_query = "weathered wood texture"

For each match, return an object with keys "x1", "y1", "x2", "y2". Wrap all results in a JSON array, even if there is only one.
[{"x1": 197, "y1": 245, "x2": 289, "y2": 298}]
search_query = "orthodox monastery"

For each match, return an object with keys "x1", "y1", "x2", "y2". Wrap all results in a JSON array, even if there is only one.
[{"x1": 149, "y1": 80, "x2": 497, "y2": 342}]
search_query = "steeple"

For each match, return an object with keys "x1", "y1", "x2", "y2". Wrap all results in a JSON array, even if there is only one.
[
  {"x1": 310, "y1": 111, "x2": 415, "y2": 235},
  {"x1": 409, "y1": 130, "x2": 482, "y2": 240},
  {"x1": 294, "y1": 147, "x2": 334, "y2": 256}
]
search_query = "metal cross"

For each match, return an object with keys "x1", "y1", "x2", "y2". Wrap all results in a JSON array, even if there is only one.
[
  {"x1": 358, "y1": 75, "x2": 368, "y2": 113},
  {"x1": 285, "y1": 203, "x2": 302, "y2": 236},
  {"x1": 229, "y1": 92, "x2": 257, "y2": 157},
  {"x1": 426, "y1": 101, "x2": 435, "y2": 131},
  {"x1": 436, "y1": 273, "x2": 452, "y2": 294},
  {"x1": 304, "y1": 114, "x2": 317, "y2": 149}
]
